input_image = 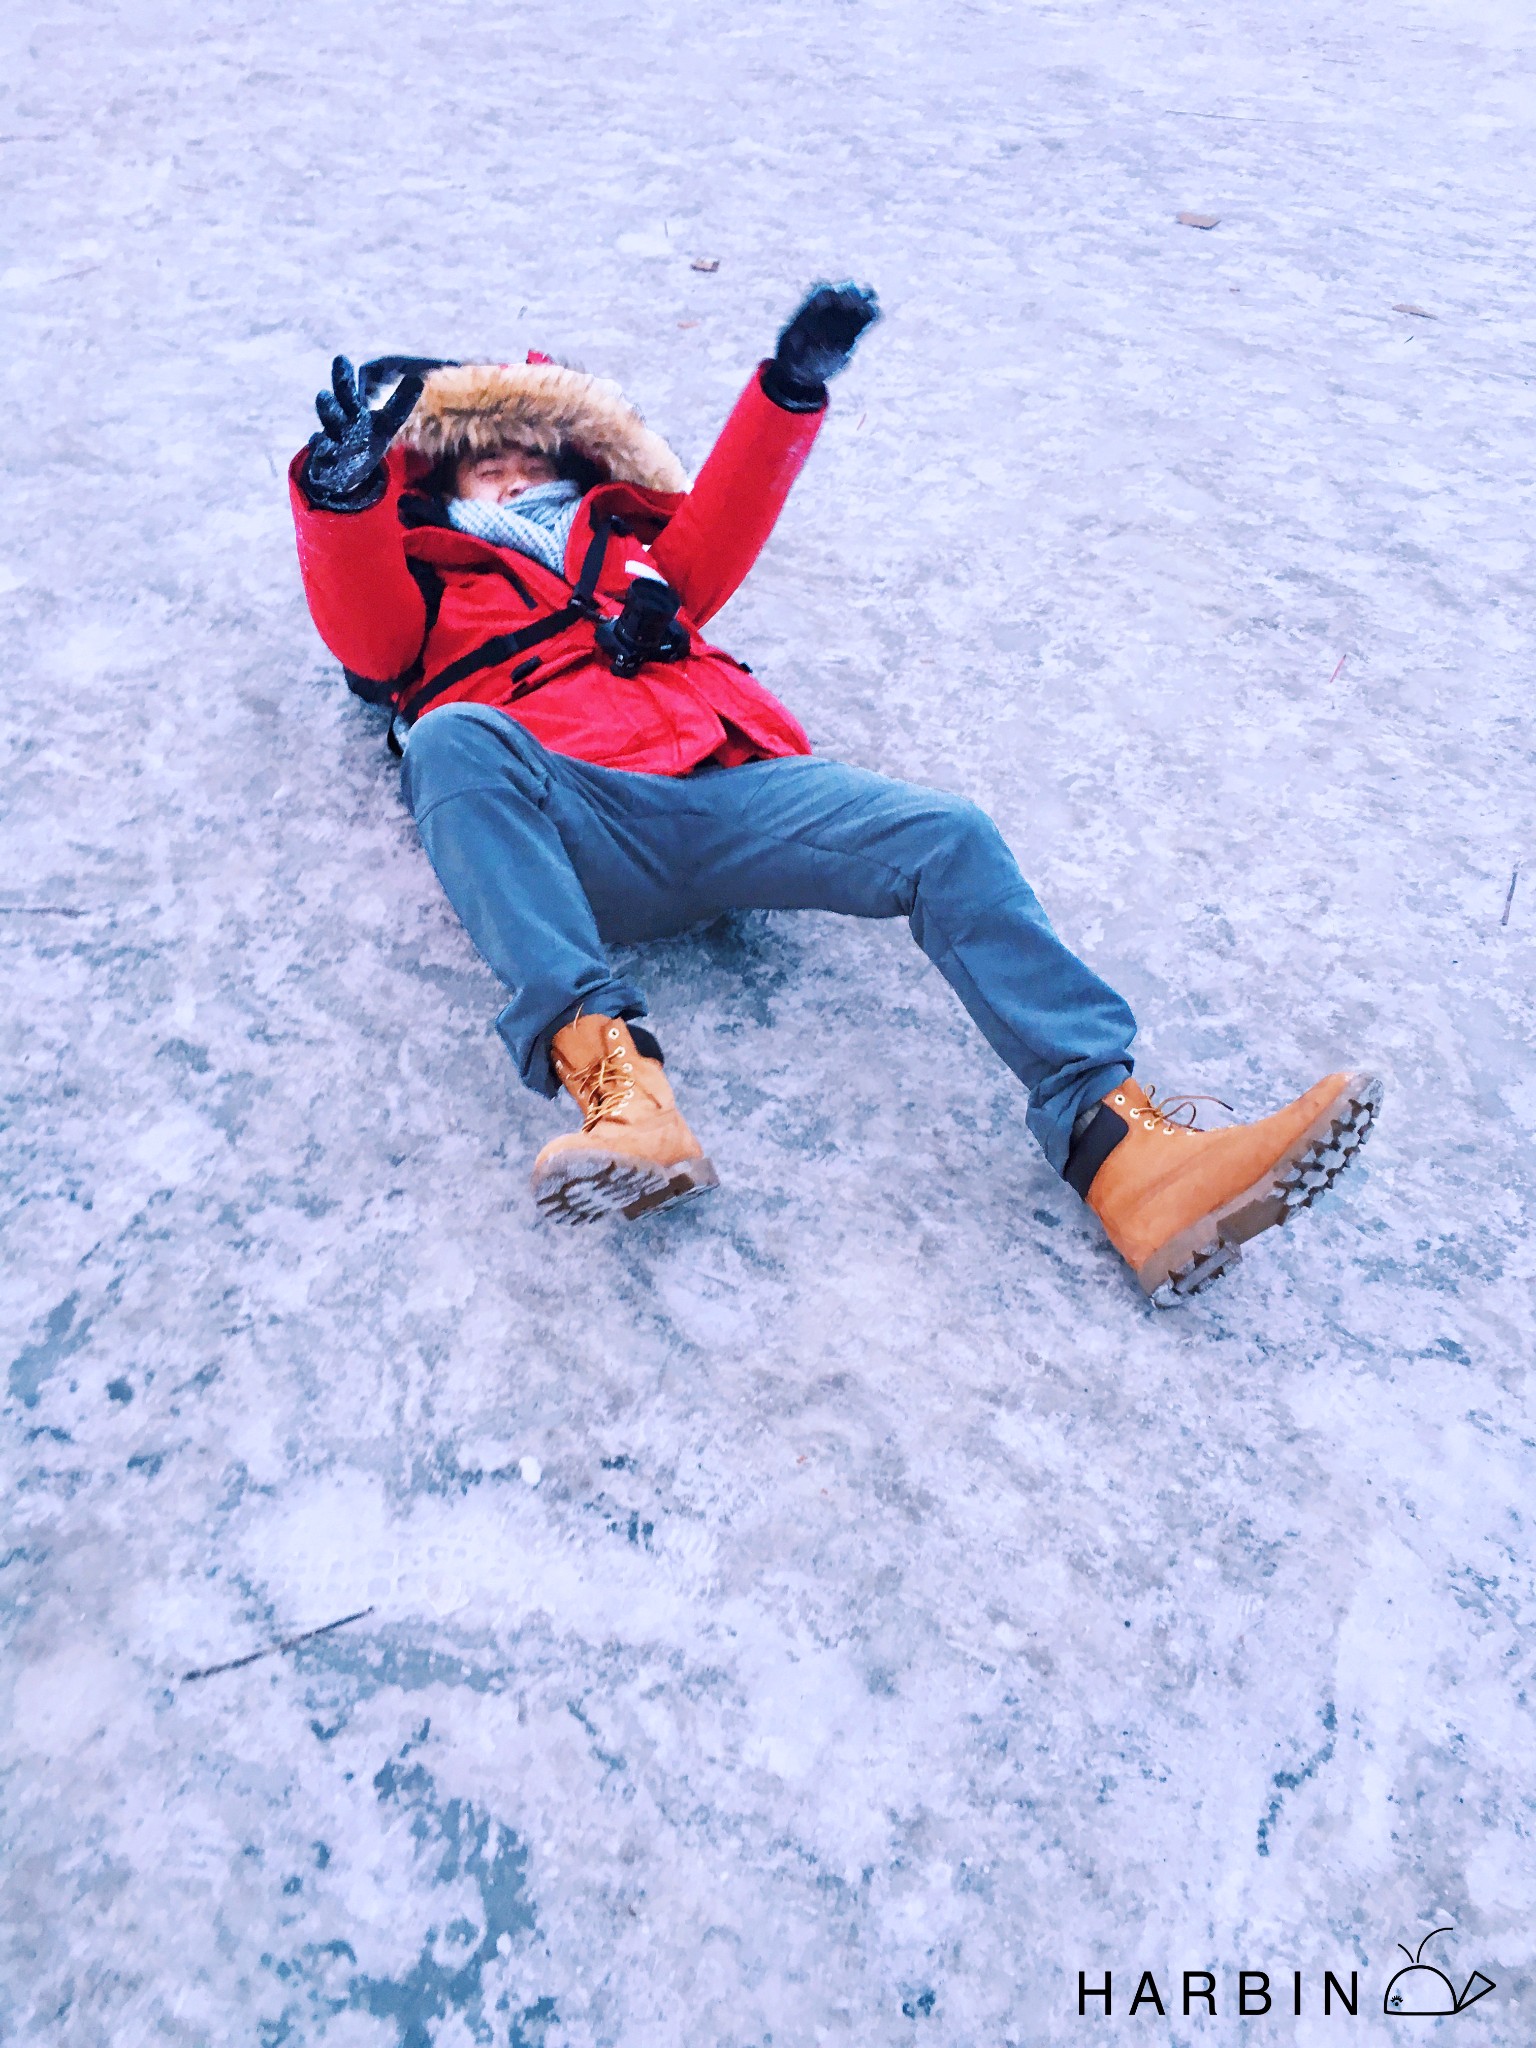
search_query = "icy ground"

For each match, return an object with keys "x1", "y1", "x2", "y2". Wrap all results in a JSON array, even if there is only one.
[{"x1": 3, "y1": 0, "x2": 1535, "y2": 2041}]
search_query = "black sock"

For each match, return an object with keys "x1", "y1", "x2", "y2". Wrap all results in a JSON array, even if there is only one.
[
  {"x1": 1063, "y1": 1103, "x2": 1128, "y2": 1200},
  {"x1": 628, "y1": 1023, "x2": 664, "y2": 1065}
]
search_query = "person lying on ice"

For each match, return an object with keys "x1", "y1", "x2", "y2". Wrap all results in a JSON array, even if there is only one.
[{"x1": 289, "y1": 283, "x2": 1382, "y2": 1305}]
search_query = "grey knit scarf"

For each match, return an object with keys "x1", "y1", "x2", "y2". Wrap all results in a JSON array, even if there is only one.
[{"x1": 446, "y1": 478, "x2": 583, "y2": 576}]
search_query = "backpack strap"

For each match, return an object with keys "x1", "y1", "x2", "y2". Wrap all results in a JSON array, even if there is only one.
[{"x1": 393, "y1": 515, "x2": 622, "y2": 725}]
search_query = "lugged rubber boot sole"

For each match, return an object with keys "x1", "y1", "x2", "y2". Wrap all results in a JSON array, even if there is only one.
[
  {"x1": 532, "y1": 1150, "x2": 720, "y2": 1225},
  {"x1": 1138, "y1": 1072, "x2": 1384, "y2": 1308}
]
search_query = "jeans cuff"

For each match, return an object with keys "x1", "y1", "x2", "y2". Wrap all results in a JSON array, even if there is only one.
[{"x1": 503, "y1": 987, "x2": 650, "y2": 1097}]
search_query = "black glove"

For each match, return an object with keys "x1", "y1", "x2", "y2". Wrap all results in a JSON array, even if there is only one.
[
  {"x1": 301, "y1": 355, "x2": 425, "y2": 512},
  {"x1": 763, "y1": 282, "x2": 881, "y2": 411}
]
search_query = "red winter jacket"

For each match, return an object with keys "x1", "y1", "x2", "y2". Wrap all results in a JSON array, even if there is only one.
[{"x1": 289, "y1": 365, "x2": 824, "y2": 776}]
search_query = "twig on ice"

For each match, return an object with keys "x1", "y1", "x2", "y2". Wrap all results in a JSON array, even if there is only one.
[
  {"x1": 180, "y1": 1606, "x2": 374, "y2": 1683},
  {"x1": 1501, "y1": 865, "x2": 1520, "y2": 928}
]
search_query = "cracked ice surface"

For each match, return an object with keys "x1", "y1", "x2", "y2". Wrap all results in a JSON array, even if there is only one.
[{"x1": 3, "y1": 0, "x2": 1534, "y2": 2042}]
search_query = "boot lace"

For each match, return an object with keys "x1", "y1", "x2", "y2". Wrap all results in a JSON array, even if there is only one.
[
  {"x1": 1137, "y1": 1086, "x2": 1234, "y2": 1133},
  {"x1": 569, "y1": 1049, "x2": 637, "y2": 1131}
]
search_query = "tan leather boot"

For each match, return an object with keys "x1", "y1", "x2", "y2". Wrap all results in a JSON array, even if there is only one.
[
  {"x1": 1083, "y1": 1071, "x2": 1383, "y2": 1305},
  {"x1": 531, "y1": 1014, "x2": 719, "y2": 1223}
]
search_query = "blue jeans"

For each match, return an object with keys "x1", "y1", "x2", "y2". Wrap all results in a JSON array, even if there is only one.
[{"x1": 401, "y1": 704, "x2": 1135, "y2": 1173}]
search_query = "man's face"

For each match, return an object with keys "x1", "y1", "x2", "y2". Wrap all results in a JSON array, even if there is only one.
[{"x1": 455, "y1": 446, "x2": 561, "y2": 504}]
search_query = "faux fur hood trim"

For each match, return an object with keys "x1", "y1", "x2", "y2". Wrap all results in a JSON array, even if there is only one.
[{"x1": 396, "y1": 362, "x2": 687, "y2": 494}]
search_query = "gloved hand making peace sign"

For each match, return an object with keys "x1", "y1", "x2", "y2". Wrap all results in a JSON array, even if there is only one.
[
  {"x1": 763, "y1": 282, "x2": 881, "y2": 410},
  {"x1": 302, "y1": 355, "x2": 425, "y2": 512}
]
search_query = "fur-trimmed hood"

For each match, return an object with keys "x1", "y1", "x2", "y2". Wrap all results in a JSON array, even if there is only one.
[{"x1": 393, "y1": 360, "x2": 687, "y2": 494}]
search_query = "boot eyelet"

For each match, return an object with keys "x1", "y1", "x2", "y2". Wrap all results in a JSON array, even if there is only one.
[{"x1": 1113, "y1": 1093, "x2": 1125, "y2": 1105}]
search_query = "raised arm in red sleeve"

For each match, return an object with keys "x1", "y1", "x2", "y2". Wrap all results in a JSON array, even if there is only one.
[
  {"x1": 288, "y1": 445, "x2": 427, "y2": 686},
  {"x1": 648, "y1": 366, "x2": 825, "y2": 627}
]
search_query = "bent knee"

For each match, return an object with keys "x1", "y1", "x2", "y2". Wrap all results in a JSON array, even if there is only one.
[
  {"x1": 921, "y1": 790, "x2": 1003, "y2": 853},
  {"x1": 903, "y1": 790, "x2": 1018, "y2": 895}
]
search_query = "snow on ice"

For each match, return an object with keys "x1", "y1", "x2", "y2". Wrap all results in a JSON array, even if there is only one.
[{"x1": 2, "y1": 0, "x2": 1533, "y2": 2042}]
